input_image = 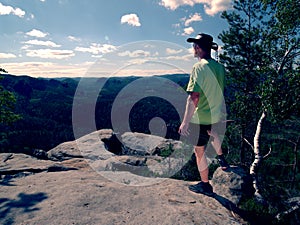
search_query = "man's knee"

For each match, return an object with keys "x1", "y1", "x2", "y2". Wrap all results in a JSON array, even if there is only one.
[{"x1": 194, "y1": 146, "x2": 205, "y2": 157}]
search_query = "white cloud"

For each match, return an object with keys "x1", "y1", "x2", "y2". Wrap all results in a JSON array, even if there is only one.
[
  {"x1": 0, "y1": 53, "x2": 17, "y2": 59},
  {"x1": 166, "y1": 48, "x2": 183, "y2": 55},
  {"x1": 118, "y1": 50, "x2": 151, "y2": 58},
  {"x1": 0, "y1": 3, "x2": 25, "y2": 18},
  {"x1": 121, "y1": 14, "x2": 141, "y2": 27},
  {"x1": 68, "y1": 36, "x2": 81, "y2": 42},
  {"x1": 2, "y1": 61, "x2": 91, "y2": 78},
  {"x1": 75, "y1": 43, "x2": 117, "y2": 55},
  {"x1": 159, "y1": 0, "x2": 232, "y2": 16},
  {"x1": 204, "y1": 0, "x2": 232, "y2": 16},
  {"x1": 26, "y1": 49, "x2": 75, "y2": 59},
  {"x1": 23, "y1": 40, "x2": 61, "y2": 48},
  {"x1": 165, "y1": 54, "x2": 192, "y2": 61},
  {"x1": 26, "y1": 29, "x2": 48, "y2": 38},
  {"x1": 182, "y1": 27, "x2": 194, "y2": 36},
  {"x1": 184, "y1": 13, "x2": 202, "y2": 26}
]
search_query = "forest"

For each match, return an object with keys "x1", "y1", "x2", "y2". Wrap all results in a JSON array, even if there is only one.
[{"x1": 1, "y1": 0, "x2": 299, "y2": 224}]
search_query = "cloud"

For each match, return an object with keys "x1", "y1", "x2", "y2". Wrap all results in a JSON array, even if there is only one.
[
  {"x1": 118, "y1": 50, "x2": 151, "y2": 58},
  {"x1": 26, "y1": 29, "x2": 48, "y2": 38},
  {"x1": 2, "y1": 61, "x2": 92, "y2": 78},
  {"x1": 166, "y1": 48, "x2": 183, "y2": 55},
  {"x1": 0, "y1": 53, "x2": 17, "y2": 59},
  {"x1": 184, "y1": 13, "x2": 202, "y2": 26},
  {"x1": 23, "y1": 40, "x2": 61, "y2": 48},
  {"x1": 159, "y1": 0, "x2": 231, "y2": 16},
  {"x1": 75, "y1": 43, "x2": 117, "y2": 55},
  {"x1": 182, "y1": 27, "x2": 194, "y2": 36},
  {"x1": 204, "y1": 0, "x2": 232, "y2": 16},
  {"x1": 0, "y1": 3, "x2": 25, "y2": 18},
  {"x1": 68, "y1": 36, "x2": 81, "y2": 42},
  {"x1": 121, "y1": 14, "x2": 141, "y2": 27},
  {"x1": 26, "y1": 49, "x2": 75, "y2": 59}
]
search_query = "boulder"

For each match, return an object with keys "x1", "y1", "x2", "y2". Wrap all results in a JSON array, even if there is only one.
[
  {"x1": 47, "y1": 141, "x2": 82, "y2": 161},
  {"x1": 76, "y1": 129, "x2": 115, "y2": 161},
  {"x1": 121, "y1": 132, "x2": 185, "y2": 156},
  {"x1": 211, "y1": 166, "x2": 255, "y2": 204},
  {"x1": 48, "y1": 129, "x2": 115, "y2": 161}
]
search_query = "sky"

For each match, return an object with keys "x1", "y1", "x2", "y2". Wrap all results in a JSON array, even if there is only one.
[{"x1": 0, "y1": 0, "x2": 232, "y2": 78}]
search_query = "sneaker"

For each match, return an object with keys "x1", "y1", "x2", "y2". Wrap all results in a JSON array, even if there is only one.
[
  {"x1": 217, "y1": 155, "x2": 229, "y2": 170},
  {"x1": 188, "y1": 182, "x2": 214, "y2": 196}
]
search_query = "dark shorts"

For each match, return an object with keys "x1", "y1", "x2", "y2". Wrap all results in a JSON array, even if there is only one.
[{"x1": 187, "y1": 123, "x2": 212, "y2": 147}]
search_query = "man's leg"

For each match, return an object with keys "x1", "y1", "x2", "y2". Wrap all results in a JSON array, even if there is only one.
[
  {"x1": 188, "y1": 145, "x2": 214, "y2": 196},
  {"x1": 194, "y1": 146, "x2": 209, "y2": 182},
  {"x1": 207, "y1": 130, "x2": 229, "y2": 170},
  {"x1": 207, "y1": 130, "x2": 222, "y2": 155}
]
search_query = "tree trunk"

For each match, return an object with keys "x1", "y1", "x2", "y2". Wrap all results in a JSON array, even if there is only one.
[
  {"x1": 291, "y1": 137, "x2": 299, "y2": 189},
  {"x1": 240, "y1": 126, "x2": 245, "y2": 164},
  {"x1": 250, "y1": 111, "x2": 266, "y2": 202}
]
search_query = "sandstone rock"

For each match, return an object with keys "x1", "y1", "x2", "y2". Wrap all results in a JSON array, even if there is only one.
[
  {"x1": 48, "y1": 129, "x2": 115, "y2": 162},
  {"x1": 0, "y1": 153, "x2": 55, "y2": 173},
  {"x1": 0, "y1": 129, "x2": 251, "y2": 224},
  {"x1": 211, "y1": 166, "x2": 254, "y2": 205},
  {"x1": 47, "y1": 141, "x2": 81, "y2": 161},
  {"x1": 76, "y1": 129, "x2": 115, "y2": 161},
  {"x1": 121, "y1": 132, "x2": 186, "y2": 157},
  {"x1": 0, "y1": 168, "x2": 246, "y2": 225},
  {"x1": 0, "y1": 153, "x2": 84, "y2": 181}
]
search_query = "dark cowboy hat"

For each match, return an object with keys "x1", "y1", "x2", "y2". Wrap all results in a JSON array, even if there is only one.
[{"x1": 187, "y1": 33, "x2": 218, "y2": 50}]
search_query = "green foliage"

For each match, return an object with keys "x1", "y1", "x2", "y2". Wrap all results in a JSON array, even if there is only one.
[
  {"x1": 261, "y1": 70, "x2": 300, "y2": 122},
  {"x1": 220, "y1": 0, "x2": 299, "y2": 156},
  {"x1": 219, "y1": 1, "x2": 300, "y2": 223},
  {"x1": 0, "y1": 74, "x2": 77, "y2": 152},
  {"x1": 0, "y1": 74, "x2": 189, "y2": 153},
  {"x1": 159, "y1": 144, "x2": 173, "y2": 158},
  {"x1": 0, "y1": 86, "x2": 22, "y2": 124},
  {"x1": 0, "y1": 69, "x2": 21, "y2": 124}
]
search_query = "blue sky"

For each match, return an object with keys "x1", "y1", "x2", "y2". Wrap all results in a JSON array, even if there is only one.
[{"x1": 0, "y1": 0, "x2": 232, "y2": 78}]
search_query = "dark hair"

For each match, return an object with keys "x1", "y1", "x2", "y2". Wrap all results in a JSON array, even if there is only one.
[{"x1": 197, "y1": 42, "x2": 218, "y2": 52}]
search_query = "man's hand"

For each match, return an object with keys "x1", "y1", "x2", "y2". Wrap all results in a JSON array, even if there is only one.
[
  {"x1": 178, "y1": 122, "x2": 190, "y2": 136},
  {"x1": 178, "y1": 92, "x2": 199, "y2": 137}
]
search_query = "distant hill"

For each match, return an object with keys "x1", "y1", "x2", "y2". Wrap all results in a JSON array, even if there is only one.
[{"x1": 0, "y1": 73, "x2": 189, "y2": 153}]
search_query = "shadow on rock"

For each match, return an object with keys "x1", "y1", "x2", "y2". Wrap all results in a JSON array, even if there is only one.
[
  {"x1": 0, "y1": 175, "x2": 17, "y2": 187},
  {"x1": 213, "y1": 194, "x2": 272, "y2": 225},
  {"x1": 213, "y1": 194, "x2": 250, "y2": 221},
  {"x1": 0, "y1": 192, "x2": 48, "y2": 224}
]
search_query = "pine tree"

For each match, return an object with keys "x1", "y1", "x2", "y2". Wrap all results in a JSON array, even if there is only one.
[
  {"x1": 219, "y1": 0, "x2": 300, "y2": 203},
  {"x1": 0, "y1": 68, "x2": 21, "y2": 124}
]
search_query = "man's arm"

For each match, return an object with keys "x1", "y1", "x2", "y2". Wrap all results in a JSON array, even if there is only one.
[{"x1": 178, "y1": 92, "x2": 199, "y2": 136}]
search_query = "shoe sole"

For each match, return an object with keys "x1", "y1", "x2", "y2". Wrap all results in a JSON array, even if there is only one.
[{"x1": 188, "y1": 186, "x2": 215, "y2": 197}]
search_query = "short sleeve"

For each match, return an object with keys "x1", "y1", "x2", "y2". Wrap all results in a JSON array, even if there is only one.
[{"x1": 186, "y1": 66, "x2": 201, "y2": 93}]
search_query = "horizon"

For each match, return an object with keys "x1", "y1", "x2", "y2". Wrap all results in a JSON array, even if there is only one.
[{"x1": 2, "y1": 71, "x2": 190, "y2": 80}]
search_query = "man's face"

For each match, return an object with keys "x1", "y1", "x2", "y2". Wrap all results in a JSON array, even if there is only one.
[{"x1": 193, "y1": 43, "x2": 205, "y2": 59}]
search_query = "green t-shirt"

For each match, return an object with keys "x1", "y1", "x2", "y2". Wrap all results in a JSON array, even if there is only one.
[{"x1": 186, "y1": 58, "x2": 225, "y2": 125}]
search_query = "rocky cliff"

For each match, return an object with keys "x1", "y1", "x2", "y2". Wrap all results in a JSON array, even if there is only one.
[{"x1": 0, "y1": 130, "x2": 254, "y2": 225}]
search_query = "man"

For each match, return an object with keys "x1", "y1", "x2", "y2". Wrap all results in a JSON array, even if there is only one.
[{"x1": 178, "y1": 33, "x2": 229, "y2": 196}]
